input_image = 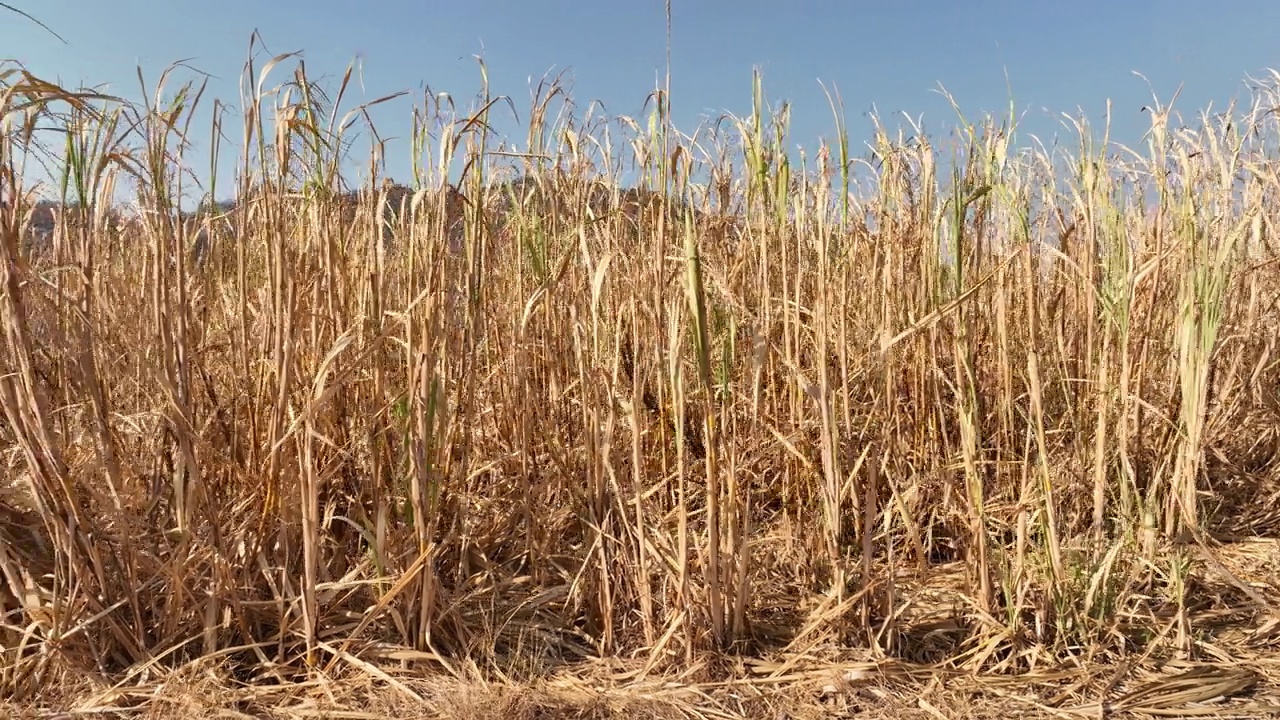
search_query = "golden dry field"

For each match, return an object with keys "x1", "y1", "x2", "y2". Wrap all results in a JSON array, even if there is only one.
[{"x1": 2, "y1": 36, "x2": 1280, "y2": 718}]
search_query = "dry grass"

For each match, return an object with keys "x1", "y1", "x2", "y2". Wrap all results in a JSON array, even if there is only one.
[{"x1": 3, "y1": 34, "x2": 1280, "y2": 718}]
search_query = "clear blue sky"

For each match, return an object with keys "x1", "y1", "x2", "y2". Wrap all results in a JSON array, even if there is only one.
[{"x1": 5, "y1": 0, "x2": 1280, "y2": 202}]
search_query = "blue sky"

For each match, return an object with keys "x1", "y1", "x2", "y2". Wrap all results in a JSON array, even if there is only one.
[{"x1": 5, "y1": 0, "x2": 1280, "y2": 203}]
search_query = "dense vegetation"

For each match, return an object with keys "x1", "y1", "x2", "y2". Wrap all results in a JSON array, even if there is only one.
[{"x1": 1, "y1": 42, "x2": 1278, "y2": 717}]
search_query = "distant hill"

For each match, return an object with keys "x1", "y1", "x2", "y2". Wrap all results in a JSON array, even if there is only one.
[{"x1": 11, "y1": 175, "x2": 741, "y2": 263}]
